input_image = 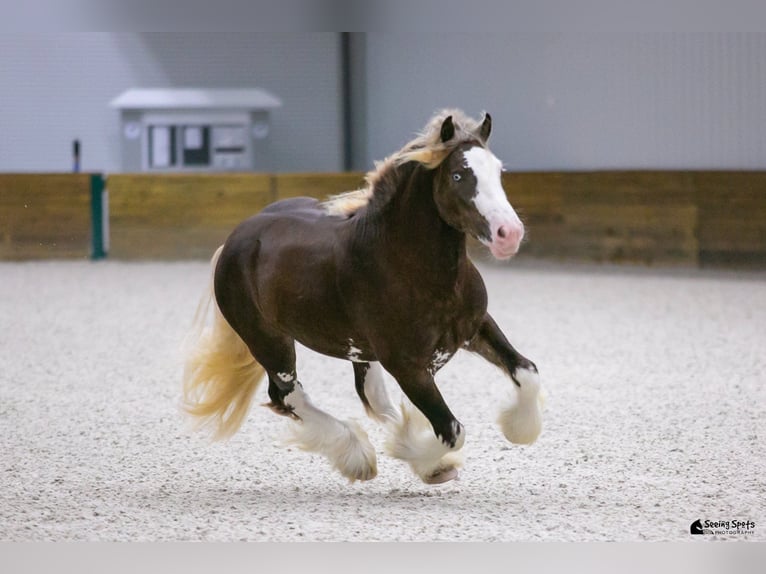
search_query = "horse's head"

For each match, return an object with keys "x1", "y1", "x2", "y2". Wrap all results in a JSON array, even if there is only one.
[{"x1": 433, "y1": 114, "x2": 524, "y2": 260}]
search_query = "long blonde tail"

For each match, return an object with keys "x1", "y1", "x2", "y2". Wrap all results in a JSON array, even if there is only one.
[{"x1": 182, "y1": 246, "x2": 266, "y2": 440}]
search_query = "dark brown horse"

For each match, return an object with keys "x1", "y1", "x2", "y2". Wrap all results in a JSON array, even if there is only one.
[{"x1": 183, "y1": 109, "x2": 543, "y2": 484}]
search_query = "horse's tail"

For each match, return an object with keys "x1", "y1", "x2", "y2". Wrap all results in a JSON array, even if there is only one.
[{"x1": 182, "y1": 245, "x2": 266, "y2": 440}]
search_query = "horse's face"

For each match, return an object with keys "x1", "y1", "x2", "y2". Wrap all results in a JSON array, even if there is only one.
[{"x1": 434, "y1": 118, "x2": 524, "y2": 259}]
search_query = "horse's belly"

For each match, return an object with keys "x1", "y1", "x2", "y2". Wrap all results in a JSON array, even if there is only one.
[
  {"x1": 270, "y1": 290, "x2": 367, "y2": 358},
  {"x1": 269, "y1": 288, "x2": 377, "y2": 362},
  {"x1": 294, "y1": 332, "x2": 378, "y2": 364}
]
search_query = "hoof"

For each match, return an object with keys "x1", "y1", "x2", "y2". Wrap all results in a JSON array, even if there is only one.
[
  {"x1": 341, "y1": 448, "x2": 378, "y2": 483},
  {"x1": 336, "y1": 422, "x2": 378, "y2": 483},
  {"x1": 423, "y1": 465, "x2": 459, "y2": 484},
  {"x1": 346, "y1": 464, "x2": 378, "y2": 483}
]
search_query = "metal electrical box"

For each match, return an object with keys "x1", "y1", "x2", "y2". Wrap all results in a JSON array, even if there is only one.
[{"x1": 110, "y1": 88, "x2": 282, "y2": 172}]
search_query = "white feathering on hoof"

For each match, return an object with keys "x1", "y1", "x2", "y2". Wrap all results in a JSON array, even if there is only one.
[
  {"x1": 283, "y1": 388, "x2": 377, "y2": 482},
  {"x1": 384, "y1": 402, "x2": 464, "y2": 484},
  {"x1": 498, "y1": 367, "x2": 544, "y2": 445}
]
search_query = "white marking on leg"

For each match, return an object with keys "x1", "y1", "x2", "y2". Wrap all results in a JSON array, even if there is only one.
[
  {"x1": 428, "y1": 348, "x2": 453, "y2": 374},
  {"x1": 362, "y1": 362, "x2": 399, "y2": 424},
  {"x1": 276, "y1": 372, "x2": 295, "y2": 384},
  {"x1": 283, "y1": 386, "x2": 377, "y2": 482},
  {"x1": 498, "y1": 367, "x2": 543, "y2": 445},
  {"x1": 448, "y1": 420, "x2": 464, "y2": 447},
  {"x1": 346, "y1": 338, "x2": 364, "y2": 362}
]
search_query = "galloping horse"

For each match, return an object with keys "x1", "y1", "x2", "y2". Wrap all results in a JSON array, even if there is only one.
[{"x1": 183, "y1": 110, "x2": 543, "y2": 484}]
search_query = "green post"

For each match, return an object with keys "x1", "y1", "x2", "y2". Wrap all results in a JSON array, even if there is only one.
[{"x1": 90, "y1": 174, "x2": 107, "y2": 260}]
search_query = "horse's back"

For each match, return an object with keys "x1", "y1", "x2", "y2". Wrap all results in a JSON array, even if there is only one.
[
  {"x1": 216, "y1": 196, "x2": 353, "y2": 341},
  {"x1": 260, "y1": 196, "x2": 323, "y2": 216},
  {"x1": 223, "y1": 197, "x2": 341, "y2": 252}
]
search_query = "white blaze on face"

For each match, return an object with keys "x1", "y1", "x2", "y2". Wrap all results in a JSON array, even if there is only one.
[{"x1": 463, "y1": 146, "x2": 524, "y2": 259}]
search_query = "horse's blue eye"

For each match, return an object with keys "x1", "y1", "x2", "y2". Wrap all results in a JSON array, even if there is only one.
[{"x1": 452, "y1": 173, "x2": 462, "y2": 182}]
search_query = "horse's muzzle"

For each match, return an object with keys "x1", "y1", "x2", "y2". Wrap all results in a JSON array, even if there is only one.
[{"x1": 487, "y1": 220, "x2": 524, "y2": 259}]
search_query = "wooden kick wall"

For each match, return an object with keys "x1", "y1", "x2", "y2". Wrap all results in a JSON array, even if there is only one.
[
  {"x1": 502, "y1": 171, "x2": 766, "y2": 267},
  {"x1": 0, "y1": 173, "x2": 94, "y2": 260},
  {"x1": 106, "y1": 173, "x2": 366, "y2": 259},
  {"x1": 694, "y1": 172, "x2": 766, "y2": 267},
  {"x1": 503, "y1": 172, "x2": 699, "y2": 266},
  {"x1": 1, "y1": 171, "x2": 764, "y2": 267}
]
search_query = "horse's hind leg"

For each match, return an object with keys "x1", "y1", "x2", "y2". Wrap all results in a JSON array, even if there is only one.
[
  {"x1": 279, "y1": 375, "x2": 377, "y2": 482},
  {"x1": 247, "y1": 336, "x2": 377, "y2": 482},
  {"x1": 215, "y1": 293, "x2": 377, "y2": 482},
  {"x1": 353, "y1": 362, "x2": 399, "y2": 424},
  {"x1": 466, "y1": 313, "x2": 543, "y2": 445}
]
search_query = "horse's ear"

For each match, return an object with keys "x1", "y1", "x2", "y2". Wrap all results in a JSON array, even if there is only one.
[
  {"x1": 440, "y1": 115, "x2": 455, "y2": 143},
  {"x1": 479, "y1": 112, "x2": 492, "y2": 142}
]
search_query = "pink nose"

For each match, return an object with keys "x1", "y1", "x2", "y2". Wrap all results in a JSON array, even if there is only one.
[{"x1": 491, "y1": 222, "x2": 524, "y2": 258}]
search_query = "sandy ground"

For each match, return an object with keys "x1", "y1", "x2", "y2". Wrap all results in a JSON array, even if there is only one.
[{"x1": 1, "y1": 258, "x2": 764, "y2": 542}]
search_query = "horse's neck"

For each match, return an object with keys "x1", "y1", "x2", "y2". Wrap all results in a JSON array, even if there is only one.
[{"x1": 359, "y1": 163, "x2": 466, "y2": 275}]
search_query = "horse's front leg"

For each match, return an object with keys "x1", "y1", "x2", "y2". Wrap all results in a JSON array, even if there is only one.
[
  {"x1": 383, "y1": 366, "x2": 465, "y2": 484},
  {"x1": 466, "y1": 313, "x2": 543, "y2": 445}
]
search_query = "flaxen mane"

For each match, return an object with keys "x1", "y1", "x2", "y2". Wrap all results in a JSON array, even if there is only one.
[{"x1": 323, "y1": 109, "x2": 488, "y2": 217}]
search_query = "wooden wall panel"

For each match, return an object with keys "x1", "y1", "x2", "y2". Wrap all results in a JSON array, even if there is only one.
[
  {"x1": 103, "y1": 170, "x2": 757, "y2": 265},
  {"x1": 503, "y1": 172, "x2": 566, "y2": 258},
  {"x1": 505, "y1": 171, "x2": 699, "y2": 265},
  {"x1": 275, "y1": 172, "x2": 366, "y2": 201},
  {"x1": 559, "y1": 172, "x2": 698, "y2": 265},
  {"x1": 693, "y1": 172, "x2": 766, "y2": 267},
  {"x1": 107, "y1": 173, "x2": 366, "y2": 260},
  {"x1": 107, "y1": 174, "x2": 273, "y2": 259},
  {"x1": 4, "y1": 170, "x2": 761, "y2": 267},
  {"x1": 0, "y1": 174, "x2": 92, "y2": 260}
]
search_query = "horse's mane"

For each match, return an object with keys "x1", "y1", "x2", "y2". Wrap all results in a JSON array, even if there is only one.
[{"x1": 323, "y1": 109, "x2": 487, "y2": 217}]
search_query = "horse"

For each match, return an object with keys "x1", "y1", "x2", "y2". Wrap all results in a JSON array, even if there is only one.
[{"x1": 182, "y1": 109, "x2": 543, "y2": 484}]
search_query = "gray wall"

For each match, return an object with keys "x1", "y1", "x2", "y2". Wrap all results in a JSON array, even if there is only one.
[
  {"x1": 0, "y1": 33, "x2": 343, "y2": 173},
  {"x1": 364, "y1": 33, "x2": 766, "y2": 170},
  {"x1": 1, "y1": 33, "x2": 765, "y2": 172}
]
